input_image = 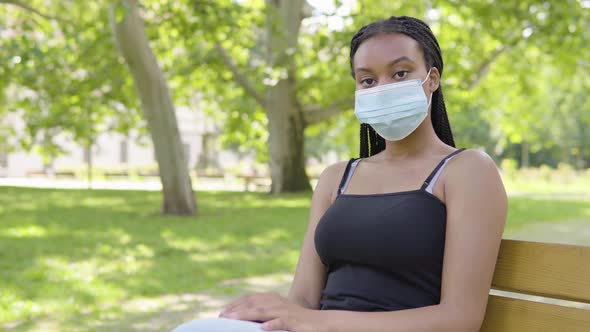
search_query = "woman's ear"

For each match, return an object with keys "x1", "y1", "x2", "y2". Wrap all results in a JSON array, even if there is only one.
[{"x1": 428, "y1": 67, "x2": 441, "y2": 93}]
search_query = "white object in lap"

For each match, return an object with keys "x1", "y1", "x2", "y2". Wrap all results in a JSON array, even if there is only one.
[{"x1": 171, "y1": 317, "x2": 288, "y2": 332}]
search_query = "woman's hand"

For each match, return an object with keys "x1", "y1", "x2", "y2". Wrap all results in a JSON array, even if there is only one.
[{"x1": 218, "y1": 291, "x2": 324, "y2": 332}]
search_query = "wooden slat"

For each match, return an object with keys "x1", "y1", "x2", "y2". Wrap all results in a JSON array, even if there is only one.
[
  {"x1": 491, "y1": 239, "x2": 590, "y2": 303},
  {"x1": 481, "y1": 295, "x2": 590, "y2": 332}
]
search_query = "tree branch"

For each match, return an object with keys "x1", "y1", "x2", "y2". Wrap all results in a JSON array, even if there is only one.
[
  {"x1": 214, "y1": 42, "x2": 266, "y2": 107},
  {"x1": 303, "y1": 96, "x2": 353, "y2": 125},
  {"x1": 467, "y1": 36, "x2": 521, "y2": 90},
  {"x1": 0, "y1": 0, "x2": 72, "y2": 24},
  {"x1": 467, "y1": 44, "x2": 506, "y2": 90}
]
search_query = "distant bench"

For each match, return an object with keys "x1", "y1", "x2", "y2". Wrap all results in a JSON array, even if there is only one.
[
  {"x1": 27, "y1": 170, "x2": 76, "y2": 178},
  {"x1": 481, "y1": 239, "x2": 590, "y2": 331},
  {"x1": 235, "y1": 174, "x2": 320, "y2": 192}
]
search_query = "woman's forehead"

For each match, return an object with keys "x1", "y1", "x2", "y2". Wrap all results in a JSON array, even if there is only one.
[{"x1": 353, "y1": 33, "x2": 424, "y2": 69}]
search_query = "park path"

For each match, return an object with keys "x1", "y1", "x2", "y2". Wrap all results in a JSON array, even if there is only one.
[
  {"x1": 0, "y1": 177, "x2": 247, "y2": 192},
  {"x1": 93, "y1": 273, "x2": 294, "y2": 332}
]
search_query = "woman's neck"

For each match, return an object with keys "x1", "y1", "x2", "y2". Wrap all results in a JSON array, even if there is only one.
[{"x1": 379, "y1": 118, "x2": 447, "y2": 160}]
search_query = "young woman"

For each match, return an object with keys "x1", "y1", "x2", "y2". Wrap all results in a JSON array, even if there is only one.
[{"x1": 173, "y1": 15, "x2": 507, "y2": 332}]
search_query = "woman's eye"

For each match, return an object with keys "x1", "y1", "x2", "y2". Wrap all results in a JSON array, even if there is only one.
[
  {"x1": 360, "y1": 78, "x2": 376, "y2": 86},
  {"x1": 394, "y1": 71, "x2": 409, "y2": 79}
]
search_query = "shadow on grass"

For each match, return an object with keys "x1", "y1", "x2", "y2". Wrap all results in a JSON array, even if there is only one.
[
  {"x1": 0, "y1": 187, "x2": 310, "y2": 331},
  {"x1": 83, "y1": 273, "x2": 294, "y2": 332}
]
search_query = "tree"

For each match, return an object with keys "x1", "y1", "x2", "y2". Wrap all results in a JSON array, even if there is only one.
[
  {"x1": 436, "y1": 0, "x2": 590, "y2": 165},
  {"x1": 1, "y1": 0, "x2": 197, "y2": 215},
  {"x1": 213, "y1": 0, "x2": 317, "y2": 192},
  {"x1": 197, "y1": 0, "x2": 364, "y2": 193},
  {"x1": 109, "y1": 0, "x2": 196, "y2": 215}
]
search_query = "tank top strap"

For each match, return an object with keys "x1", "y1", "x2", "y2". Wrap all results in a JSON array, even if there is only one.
[
  {"x1": 421, "y1": 148, "x2": 466, "y2": 193},
  {"x1": 337, "y1": 158, "x2": 362, "y2": 196}
]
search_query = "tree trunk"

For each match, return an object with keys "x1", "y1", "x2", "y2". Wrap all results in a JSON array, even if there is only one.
[
  {"x1": 109, "y1": 0, "x2": 196, "y2": 215},
  {"x1": 85, "y1": 143, "x2": 92, "y2": 189},
  {"x1": 520, "y1": 140, "x2": 529, "y2": 169},
  {"x1": 578, "y1": 119, "x2": 587, "y2": 170},
  {"x1": 267, "y1": 79, "x2": 310, "y2": 193},
  {"x1": 265, "y1": 0, "x2": 311, "y2": 193}
]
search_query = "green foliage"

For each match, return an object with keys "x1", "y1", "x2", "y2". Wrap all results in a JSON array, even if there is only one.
[
  {"x1": 433, "y1": 0, "x2": 590, "y2": 162},
  {"x1": 204, "y1": 0, "x2": 590, "y2": 165},
  {"x1": 1, "y1": 1, "x2": 142, "y2": 157},
  {"x1": 1, "y1": 0, "x2": 589, "y2": 167}
]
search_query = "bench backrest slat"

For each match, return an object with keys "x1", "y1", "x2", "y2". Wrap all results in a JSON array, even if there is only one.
[
  {"x1": 481, "y1": 295, "x2": 590, "y2": 332},
  {"x1": 491, "y1": 239, "x2": 590, "y2": 303}
]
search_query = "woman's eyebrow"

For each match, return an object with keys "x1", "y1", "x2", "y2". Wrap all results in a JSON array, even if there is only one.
[
  {"x1": 387, "y1": 56, "x2": 415, "y2": 66},
  {"x1": 355, "y1": 56, "x2": 415, "y2": 74}
]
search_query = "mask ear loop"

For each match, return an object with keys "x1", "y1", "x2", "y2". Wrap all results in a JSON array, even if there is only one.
[
  {"x1": 421, "y1": 68, "x2": 433, "y2": 85},
  {"x1": 426, "y1": 92, "x2": 433, "y2": 109},
  {"x1": 422, "y1": 68, "x2": 434, "y2": 109}
]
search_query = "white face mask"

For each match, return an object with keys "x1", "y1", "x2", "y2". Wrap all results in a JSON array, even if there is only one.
[{"x1": 354, "y1": 69, "x2": 432, "y2": 141}]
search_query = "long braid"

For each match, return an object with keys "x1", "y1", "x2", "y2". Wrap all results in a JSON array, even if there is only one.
[
  {"x1": 371, "y1": 125, "x2": 385, "y2": 155},
  {"x1": 368, "y1": 124, "x2": 377, "y2": 155},
  {"x1": 432, "y1": 87, "x2": 455, "y2": 147},
  {"x1": 360, "y1": 124, "x2": 386, "y2": 158},
  {"x1": 360, "y1": 124, "x2": 370, "y2": 158},
  {"x1": 352, "y1": 16, "x2": 456, "y2": 158}
]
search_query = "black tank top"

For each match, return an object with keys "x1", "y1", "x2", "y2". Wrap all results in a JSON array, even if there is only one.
[{"x1": 314, "y1": 149, "x2": 465, "y2": 312}]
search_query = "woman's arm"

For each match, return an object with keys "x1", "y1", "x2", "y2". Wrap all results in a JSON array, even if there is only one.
[
  {"x1": 315, "y1": 150, "x2": 508, "y2": 332},
  {"x1": 287, "y1": 161, "x2": 348, "y2": 309}
]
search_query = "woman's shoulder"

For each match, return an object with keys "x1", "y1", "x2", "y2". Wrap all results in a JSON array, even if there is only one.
[
  {"x1": 313, "y1": 160, "x2": 355, "y2": 199},
  {"x1": 444, "y1": 148, "x2": 508, "y2": 221},
  {"x1": 318, "y1": 160, "x2": 352, "y2": 185},
  {"x1": 453, "y1": 148, "x2": 497, "y2": 169},
  {"x1": 446, "y1": 148, "x2": 503, "y2": 186}
]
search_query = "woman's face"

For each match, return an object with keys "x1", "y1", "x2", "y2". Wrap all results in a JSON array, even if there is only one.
[{"x1": 352, "y1": 33, "x2": 439, "y2": 97}]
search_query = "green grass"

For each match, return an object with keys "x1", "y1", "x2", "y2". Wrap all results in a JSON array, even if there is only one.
[
  {"x1": 0, "y1": 186, "x2": 589, "y2": 331},
  {"x1": 501, "y1": 164, "x2": 590, "y2": 195},
  {"x1": 506, "y1": 197, "x2": 590, "y2": 230},
  {"x1": 0, "y1": 187, "x2": 310, "y2": 330}
]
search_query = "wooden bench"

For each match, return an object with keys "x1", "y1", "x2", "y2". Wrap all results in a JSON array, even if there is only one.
[
  {"x1": 481, "y1": 239, "x2": 590, "y2": 331},
  {"x1": 104, "y1": 171, "x2": 129, "y2": 179},
  {"x1": 237, "y1": 174, "x2": 270, "y2": 192}
]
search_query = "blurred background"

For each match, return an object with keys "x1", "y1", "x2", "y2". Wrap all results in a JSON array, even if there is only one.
[{"x1": 0, "y1": 0, "x2": 589, "y2": 331}]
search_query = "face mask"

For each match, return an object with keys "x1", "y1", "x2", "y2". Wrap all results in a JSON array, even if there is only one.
[{"x1": 354, "y1": 69, "x2": 432, "y2": 141}]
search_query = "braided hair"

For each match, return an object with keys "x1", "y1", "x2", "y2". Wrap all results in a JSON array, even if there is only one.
[{"x1": 350, "y1": 16, "x2": 455, "y2": 158}]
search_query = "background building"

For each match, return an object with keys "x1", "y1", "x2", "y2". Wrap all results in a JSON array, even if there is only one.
[{"x1": 0, "y1": 106, "x2": 237, "y2": 178}]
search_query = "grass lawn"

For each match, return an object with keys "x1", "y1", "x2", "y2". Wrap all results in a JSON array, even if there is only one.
[{"x1": 1, "y1": 186, "x2": 589, "y2": 331}]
